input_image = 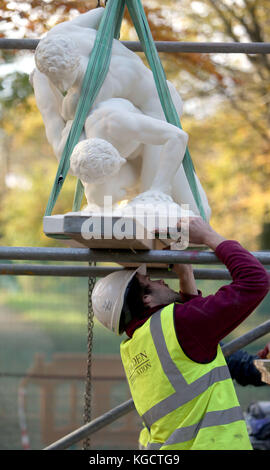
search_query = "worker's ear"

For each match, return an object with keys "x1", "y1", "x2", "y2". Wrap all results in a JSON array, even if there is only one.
[{"x1": 142, "y1": 294, "x2": 153, "y2": 308}]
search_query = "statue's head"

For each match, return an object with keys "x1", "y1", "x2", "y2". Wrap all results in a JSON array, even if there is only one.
[
  {"x1": 70, "y1": 138, "x2": 126, "y2": 184},
  {"x1": 35, "y1": 34, "x2": 80, "y2": 91}
]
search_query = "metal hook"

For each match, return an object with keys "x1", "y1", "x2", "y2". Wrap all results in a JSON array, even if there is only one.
[{"x1": 96, "y1": 0, "x2": 108, "y2": 7}]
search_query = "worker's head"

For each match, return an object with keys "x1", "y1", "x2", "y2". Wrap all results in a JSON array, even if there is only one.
[
  {"x1": 92, "y1": 265, "x2": 180, "y2": 335},
  {"x1": 70, "y1": 138, "x2": 126, "y2": 184},
  {"x1": 35, "y1": 35, "x2": 80, "y2": 92}
]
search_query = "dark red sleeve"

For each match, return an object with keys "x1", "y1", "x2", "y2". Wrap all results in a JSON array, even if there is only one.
[{"x1": 174, "y1": 240, "x2": 270, "y2": 363}]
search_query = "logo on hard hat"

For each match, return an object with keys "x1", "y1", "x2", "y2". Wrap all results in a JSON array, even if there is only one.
[{"x1": 102, "y1": 299, "x2": 113, "y2": 312}]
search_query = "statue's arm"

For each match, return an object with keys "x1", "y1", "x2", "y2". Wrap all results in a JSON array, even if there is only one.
[{"x1": 31, "y1": 68, "x2": 66, "y2": 158}]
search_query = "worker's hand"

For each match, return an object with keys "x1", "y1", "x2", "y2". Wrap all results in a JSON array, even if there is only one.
[
  {"x1": 257, "y1": 342, "x2": 270, "y2": 359},
  {"x1": 177, "y1": 217, "x2": 226, "y2": 250}
]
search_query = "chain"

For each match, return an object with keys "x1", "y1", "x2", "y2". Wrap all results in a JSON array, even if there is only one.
[{"x1": 83, "y1": 261, "x2": 96, "y2": 450}]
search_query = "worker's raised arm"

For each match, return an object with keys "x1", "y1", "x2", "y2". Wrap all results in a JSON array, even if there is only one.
[
  {"x1": 172, "y1": 264, "x2": 198, "y2": 297},
  {"x1": 174, "y1": 217, "x2": 270, "y2": 362}
]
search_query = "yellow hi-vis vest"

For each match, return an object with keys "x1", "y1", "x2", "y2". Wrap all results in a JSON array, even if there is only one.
[{"x1": 120, "y1": 304, "x2": 252, "y2": 450}]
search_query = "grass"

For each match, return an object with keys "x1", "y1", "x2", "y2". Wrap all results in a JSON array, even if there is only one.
[
  {"x1": 0, "y1": 282, "x2": 124, "y2": 356},
  {"x1": 2, "y1": 290, "x2": 87, "y2": 326}
]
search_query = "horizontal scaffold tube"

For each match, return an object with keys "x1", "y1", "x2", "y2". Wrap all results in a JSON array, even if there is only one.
[
  {"x1": 0, "y1": 263, "x2": 269, "y2": 281},
  {"x1": 0, "y1": 39, "x2": 270, "y2": 54},
  {"x1": 44, "y1": 399, "x2": 135, "y2": 451},
  {"x1": 0, "y1": 264, "x2": 231, "y2": 279},
  {"x1": 222, "y1": 320, "x2": 270, "y2": 357},
  {"x1": 44, "y1": 320, "x2": 270, "y2": 450},
  {"x1": 0, "y1": 247, "x2": 269, "y2": 265}
]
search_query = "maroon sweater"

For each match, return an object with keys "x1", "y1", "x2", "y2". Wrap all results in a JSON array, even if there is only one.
[{"x1": 125, "y1": 240, "x2": 270, "y2": 363}]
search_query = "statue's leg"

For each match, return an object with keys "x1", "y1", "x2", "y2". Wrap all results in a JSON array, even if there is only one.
[
  {"x1": 139, "y1": 145, "x2": 163, "y2": 192},
  {"x1": 172, "y1": 166, "x2": 211, "y2": 221}
]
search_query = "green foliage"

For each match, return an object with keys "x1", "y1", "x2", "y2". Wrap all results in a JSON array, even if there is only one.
[
  {"x1": 183, "y1": 98, "x2": 270, "y2": 249},
  {"x1": 0, "y1": 72, "x2": 33, "y2": 111},
  {"x1": 0, "y1": 285, "x2": 124, "y2": 355}
]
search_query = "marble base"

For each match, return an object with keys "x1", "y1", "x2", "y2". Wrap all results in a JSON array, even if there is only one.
[{"x1": 43, "y1": 212, "x2": 176, "y2": 250}]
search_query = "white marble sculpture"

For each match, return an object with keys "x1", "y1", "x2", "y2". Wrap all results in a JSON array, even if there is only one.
[{"x1": 31, "y1": 7, "x2": 211, "y2": 220}]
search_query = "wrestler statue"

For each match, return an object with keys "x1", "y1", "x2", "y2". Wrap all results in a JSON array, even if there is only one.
[{"x1": 31, "y1": 7, "x2": 211, "y2": 220}]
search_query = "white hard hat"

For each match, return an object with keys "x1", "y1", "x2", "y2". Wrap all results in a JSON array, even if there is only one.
[{"x1": 91, "y1": 264, "x2": 146, "y2": 335}]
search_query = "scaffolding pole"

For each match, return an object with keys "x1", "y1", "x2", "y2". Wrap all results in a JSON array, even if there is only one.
[
  {"x1": 43, "y1": 319, "x2": 270, "y2": 450},
  {"x1": 1, "y1": 39, "x2": 270, "y2": 54},
  {"x1": 0, "y1": 247, "x2": 269, "y2": 265},
  {"x1": 0, "y1": 263, "x2": 269, "y2": 281}
]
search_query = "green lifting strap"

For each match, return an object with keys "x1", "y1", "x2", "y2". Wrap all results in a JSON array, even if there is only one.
[
  {"x1": 45, "y1": 0, "x2": 206, "y2": 230},
  {"x1": 45, "y1": 0, "x2": 125, "y2": 218},
  {"x1": 125, "y1": 0, "x2": 206, "y2": 221}
]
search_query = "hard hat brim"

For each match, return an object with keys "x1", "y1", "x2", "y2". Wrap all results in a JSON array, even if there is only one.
[{"x1": 116, "y1": 264, "x2": 147, "y2": 334}]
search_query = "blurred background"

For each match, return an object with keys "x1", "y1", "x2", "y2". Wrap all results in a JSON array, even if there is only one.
[{"x1": 0, "y1": 0, "x2": 269, "y2": 450}]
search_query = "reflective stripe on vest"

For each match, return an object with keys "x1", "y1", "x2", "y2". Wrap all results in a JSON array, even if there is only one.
[
  {"x1": 147, "y1": 406, "x2": 245, "y2": 449},
  {"x1": 142, "y1": 310, "x2": 232, "y2": 429}
]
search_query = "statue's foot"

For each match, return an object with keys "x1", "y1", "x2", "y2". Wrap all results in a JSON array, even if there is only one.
[
  {"x1": 126, "y1": 190, "x2": 197, "y2": 218},
  {"x1": 81, "y1": 203, "x2": 102, "y2": 214},
  {"x1": 122, "y1": 190, "x2": 186, "y2": 218},
  {"x1": 121, "y1": 191, "x2": 181, "y2": 233},
  {"x1": 127, "y1": 190, "x2": 174, "y2": 206}
]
